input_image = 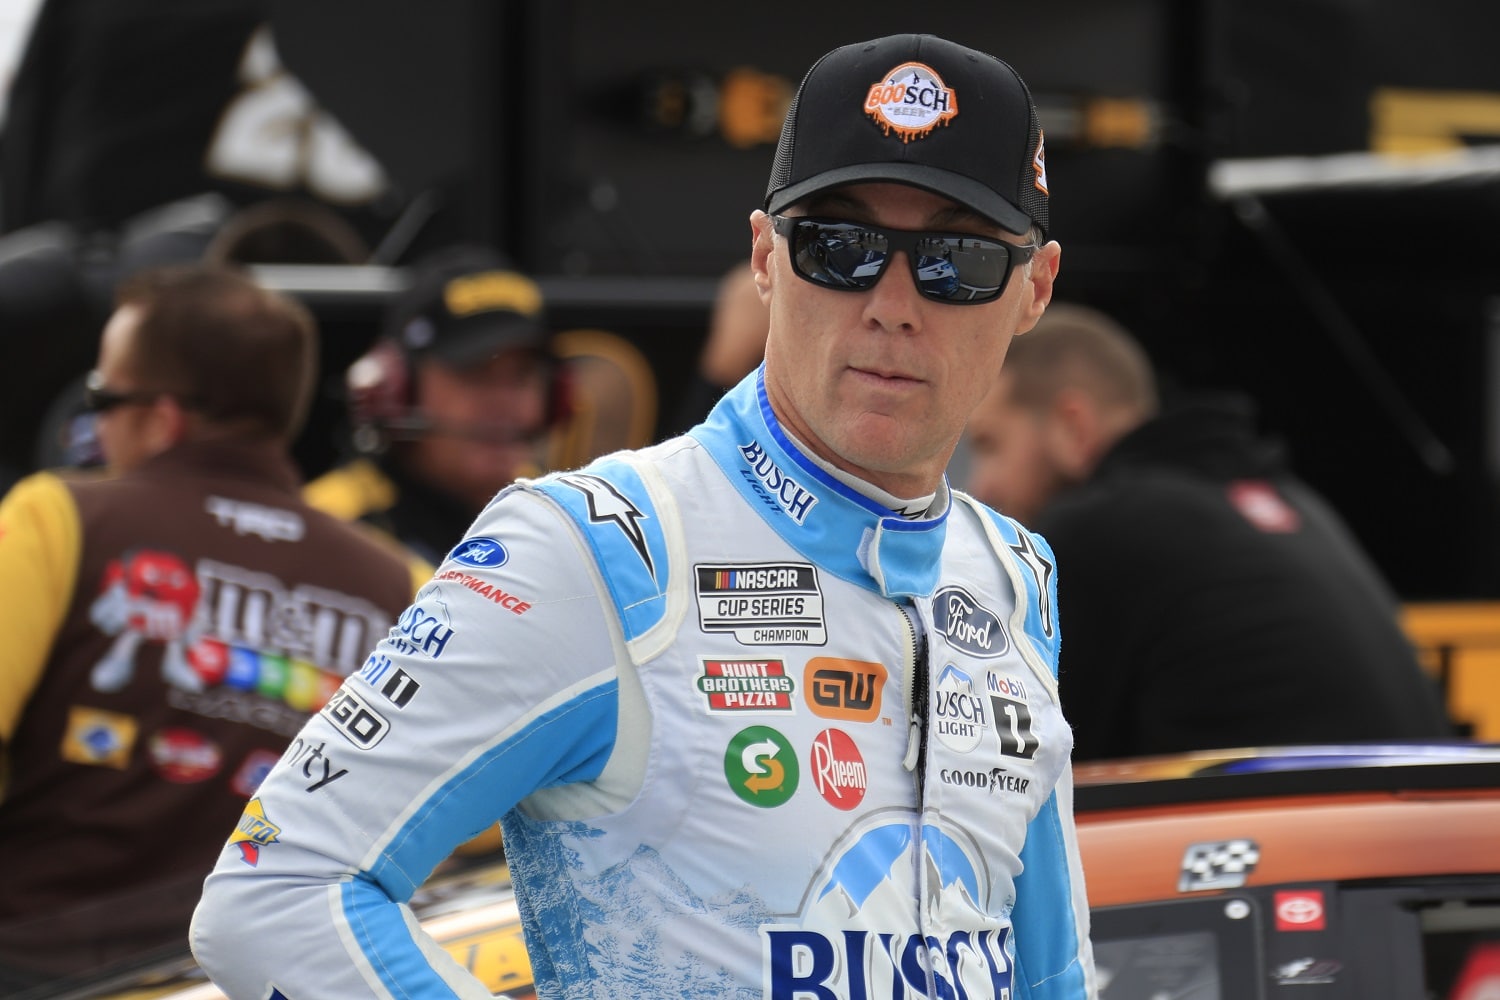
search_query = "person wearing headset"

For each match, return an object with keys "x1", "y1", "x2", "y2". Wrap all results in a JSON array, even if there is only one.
[{"x1": 305, "y1": 245, "x2": 566, "y2": 574}]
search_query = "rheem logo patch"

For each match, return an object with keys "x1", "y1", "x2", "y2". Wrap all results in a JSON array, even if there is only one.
[{"x1": 811, "y1": 728, "x2": 867, "y2": 811}]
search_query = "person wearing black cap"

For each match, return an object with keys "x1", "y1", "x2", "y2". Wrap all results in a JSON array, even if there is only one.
[
  {"x1": 305, "y1": 244, "x2": 562, "y2": 572},
  {"x1": 194, "y1": 35, "x2": 1097, "y2": 999}
]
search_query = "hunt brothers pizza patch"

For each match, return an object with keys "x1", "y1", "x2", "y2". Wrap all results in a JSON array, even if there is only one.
[{"x1": 697, "y1": 658, "x2": 795, "y2": 712}]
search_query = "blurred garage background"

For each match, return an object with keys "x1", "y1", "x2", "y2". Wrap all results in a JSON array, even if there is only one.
[{"x1": 0, "y1": 0, "x2": 1496, "y2": 609}]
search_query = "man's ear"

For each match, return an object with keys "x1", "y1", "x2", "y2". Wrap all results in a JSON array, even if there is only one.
[
  {"x1": 144, "y1": 395, "x2": 191, "y2": 455},
  {"x1": 749, "y1": 210, "x2": 775, "y2": 303},
  {"x1": 1016, "y1": 240, "x2": 1061, "y2": 335}
]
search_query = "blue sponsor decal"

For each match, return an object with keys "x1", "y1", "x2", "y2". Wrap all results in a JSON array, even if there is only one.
[
  {"x1": 448, "y1": 536, "x2": 508, "y2": 569},
  {"x1": 933, "y1": 586, "x2": 1010, "y2": 658}
]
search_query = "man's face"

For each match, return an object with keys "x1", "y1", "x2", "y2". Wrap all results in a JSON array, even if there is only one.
[
  {"x1": 965, "y1": 372, "x2": 1071, "y2": 525},
  {"x1": 402, "y1": 346, "x2": 551, "y2": 513},
  {"x1": 753, "y1": 182, "x2": 1054, "y2": 500},
  {"x1": 93, "y1": 303, "x2": 170, "y2": 474}
]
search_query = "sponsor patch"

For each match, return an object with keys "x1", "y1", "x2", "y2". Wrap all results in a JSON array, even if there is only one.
[
  {"x1": 1007, "y1": 532, "x2": 1055, "y2": 638},
  {"x1": 320, "y1": 687, "x2": 390, "y2": 749},
  {"x1": 724, "y1": 726, "x2": 798, "y2": 807},
  {"x1": 230, "y1": 749, "x2": 281, "y2": 797},
  {"x1": 196, "y1": 558, "x2": 394, "y2": 674},
  {"x1": 805, "y1": 658, "x2": 887, "y2": 722},
  {"x1": 1272, "y1": 958, "x2": 1342, "y2": 986},
  {"x1": 1227, "y1": 479, "x2": 1301, "y2": 533},
  {"x1": 1179, "y1": 839, "x2": 1261, "y2": 892},
  {"x1": 358, "y1": 653, "x2": 421, "y2": 707},
  {"x1": 1275, "y1": 890, "x2": 1326, "y2": 931},
  {"x1": 762, "y1": 816, "x2": 1012, "y2": 997},
  {"x1": 230, "y1": 798, "x2": 281, "y2": 866},
  {"x1": 560, "y1": 474, "x2": 655, "y2": 579},
  {"x1": 987, "y1": 674, "x2": 1038, "y2": 761},
  {"x1": 865, "y1": 61, "x2": 959, "y2": 142},
  {"x1": 932, "y1": 664, "x2": 988, "y2": 753},
  {"x1": 696, "y1": 562, "x2": 826, "y2": 645},
  {"x1": 391, "y1": 597, "x2": 457, "y2": 659},
  {"x1": 448, "y1": 536, "x2": 509, "y2": 569},
  {"x1": 697, "y1": 658, "x2": 794, "y2": 712},
  {"x1": 283, "y1": 736, "x2": 348, "y2": 792},
  {"x1": 432, "y1": 569, "x2": 532, "y2": 614},
  {"x1": 810, "y1": 728, "x2": 867, "y2": 810},
  {"x1": 205, "y1": 495, "x2": 304, "y2": 542},
  {"x1": 933, "y1": 586, "x2": 1009, "y2": 658},
  {"x1": 737, "y1": 441, "x2": 818, "y2": 524},
  {"x1": 937, "y1": 766, "x2": 1031, "y2": 796},
  {"x1": 60, "y1": 706, "x2": 138, "y2": 769},
  {"x1": 148, "y1": 727, "x2": 222, "y2": 783}
]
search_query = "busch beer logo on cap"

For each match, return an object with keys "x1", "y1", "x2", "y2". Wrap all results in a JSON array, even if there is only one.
[{"x1": 865, "y1": 61, "x2": 958, "y2": 142}]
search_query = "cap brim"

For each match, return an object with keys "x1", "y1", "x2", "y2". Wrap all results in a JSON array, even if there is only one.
[
  {"x1": 424, "y1": 314, "x2": 548, "y2": 367},
  {"x1": 766, "y1": 163, "x2": 1034, "y2": 237}
]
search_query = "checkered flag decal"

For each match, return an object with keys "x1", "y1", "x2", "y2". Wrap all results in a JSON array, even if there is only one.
[{"x1": 1178, "y1": 839, "x2": 1261, "y2": 892}]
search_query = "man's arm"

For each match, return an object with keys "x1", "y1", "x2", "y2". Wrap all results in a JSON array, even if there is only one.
[
  {"x1": 1011, "y1": 767, "x2": 1098, "y2": 999},
  {"x1": 191, "y1": 487, "x2": 628, "y2": 999},
  {"x1": 0, "y1": 473, "x2": 81, "y2": 749}
]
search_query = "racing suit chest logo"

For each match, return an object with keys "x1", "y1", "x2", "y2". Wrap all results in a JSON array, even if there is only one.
[
  {"x1": 738, "y1": 440, "x2": 818, "y2": 524},
  {"x1": 932, "y1": 586, "x2": 1009, "y2": 658}
]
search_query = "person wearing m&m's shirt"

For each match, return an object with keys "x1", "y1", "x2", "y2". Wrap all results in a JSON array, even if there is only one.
[{"x1": 0, "y1": 263, "x2": 411, "y2": 993}]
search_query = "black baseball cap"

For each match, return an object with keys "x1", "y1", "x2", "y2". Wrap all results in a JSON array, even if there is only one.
[
  {"x1": 765, "y1": 34, "x2": 1049, "y2": 239},
  {"x1": 387, "y1": 245, "x2": 549, "y2": 367}
]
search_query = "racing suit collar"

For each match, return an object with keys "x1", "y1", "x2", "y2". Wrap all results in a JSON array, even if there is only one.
[{"x1": 690, "y1": 367, "x2": 949, "y2": 600}]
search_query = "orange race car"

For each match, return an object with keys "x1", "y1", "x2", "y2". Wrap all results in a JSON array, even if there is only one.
[{"x1": 20, "y1": 742, "x2": 1500, "y2": 1000}]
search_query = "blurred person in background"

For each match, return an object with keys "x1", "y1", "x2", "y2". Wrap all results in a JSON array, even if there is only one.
[
  {"x1": 0, "y1": 263, "x2": 413, "y2": 991},
  {"x1": 304, "y1": 245, "x2": 566, "y2": 573},
  {"x1": 966, "y1": 302, "x2": 1454, "y2": 761},
  {"x1": 671, "y1": 257, "x2": 770, "y2": 433}
]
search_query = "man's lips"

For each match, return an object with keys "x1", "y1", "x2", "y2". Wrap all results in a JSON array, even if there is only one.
[{"x1": 850, "y1": 365, "x2": 922, "y2": 385}]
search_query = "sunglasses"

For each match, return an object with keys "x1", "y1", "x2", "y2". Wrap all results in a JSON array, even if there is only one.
[
  {"x1": 772, "y1": 215, "x2": 1037, "y2": 305},
  {"x1": 82, "y1": 370, "x2": 169, "y2": 414}
]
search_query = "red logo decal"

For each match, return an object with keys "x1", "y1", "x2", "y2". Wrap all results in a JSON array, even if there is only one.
[
  {"x1": 698, "y1": 659, "x2": 794, "y2": 712},
  {"x1": 1227, "y1": 480, "x2": 1301, "y2": 533},
  {"x1": 1275, "y1": 890, "x2": 1326, "y2": 931},
  {"x1": 811, "y1": 728, "x2": 867, "y2": 810},
  {"x1": 149, "y1": 727, "x2": 223, "y2": 783}
]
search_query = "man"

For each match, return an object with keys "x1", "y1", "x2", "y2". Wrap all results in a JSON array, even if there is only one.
[
  {"x1": 193, "y1": 34, "x2": 1097, "y2": 999},
  {"x1": 0, "y1": 264, "x2": 414, "y2": 990},
  {"x1": 304, "y1": 244, "x2": 562, "y2": 571},
  {"x1": 966, "y1": 303, "x2": 1453, "y2": 761}
]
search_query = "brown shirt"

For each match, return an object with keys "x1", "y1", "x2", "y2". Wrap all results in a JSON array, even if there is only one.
[{"x1": 0, "y1": 441, "x2": 413, "y2": 978}]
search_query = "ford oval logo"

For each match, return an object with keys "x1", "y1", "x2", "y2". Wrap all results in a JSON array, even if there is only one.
[
  {"x1": 932, "y1": 586, "x2": 1009, "y2": 658},
  {"x1": 448, "y1": 536, "x2": 508, "y2": 569}
]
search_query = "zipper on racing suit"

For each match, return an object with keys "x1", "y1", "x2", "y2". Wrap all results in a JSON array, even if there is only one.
[{"x1": 898, "y1": 601, "x2": 927, "y2": 795}]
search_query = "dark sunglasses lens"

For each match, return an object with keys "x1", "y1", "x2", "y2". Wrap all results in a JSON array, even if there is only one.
[
  {"x1": 82, "y1": 387, "x2": 115, "y2": 413},
  {"x1": 791, "y1": 221, "x2": 889, "y2": 290},
  {"x1": 914, "y1": 238, "x2": 1010, "y2": 303}
]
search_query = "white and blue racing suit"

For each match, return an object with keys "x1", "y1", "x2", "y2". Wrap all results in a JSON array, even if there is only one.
[{"x1": 191, "y1": 368, "x2": 1097, "y2": 999}]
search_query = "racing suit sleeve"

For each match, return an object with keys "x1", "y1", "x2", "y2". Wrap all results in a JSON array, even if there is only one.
[
  {"x1": 1007, "y1": 523, "x2": 1098, "y2": 999},
  {"x1": 191, "y1": 487, "x2": 629, "y2": 999},
  {"x1": 1012, "y1": 766, "x2": 1096, "y2": 998},
  {"x1": 0, "y1": 472, "x2": 81, "y2": 745}
]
